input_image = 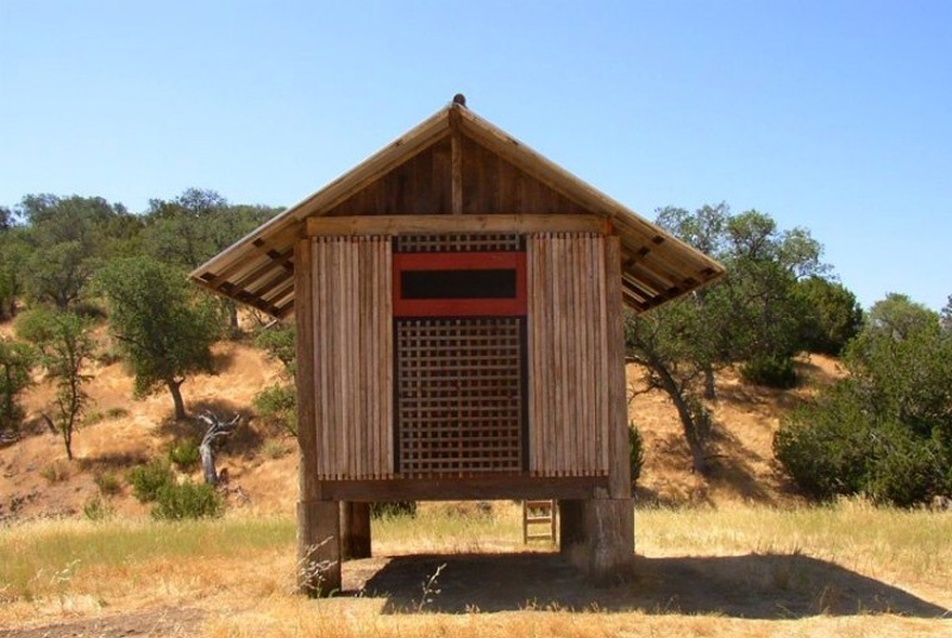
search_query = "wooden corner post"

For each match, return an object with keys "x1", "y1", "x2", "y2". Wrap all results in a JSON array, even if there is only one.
[
  {"x1": 560, "y1": 235, "x2": 634, "y2": 582},
  {"x1": 295, "y1": 236, "x2": 342, "y2": 596},
  {"x1": 598, "y1": 233, "x2": 635, "y2": 576}
]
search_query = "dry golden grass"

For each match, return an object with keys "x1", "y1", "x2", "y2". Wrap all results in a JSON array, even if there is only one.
[
  {"x1": 2, "y1": 334, "x2": 948, "y2": 637},
  {"x1": 1, "y1": 501, "x2": 949, "y2": 638}
]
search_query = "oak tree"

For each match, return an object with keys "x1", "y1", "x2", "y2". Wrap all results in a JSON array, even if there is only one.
[
  {"x1": 16, "y1": 309, "x2": 95, "y2": 460},
  {"x1": 96, "y1": 257, "x2": 220, "y2": 420}
]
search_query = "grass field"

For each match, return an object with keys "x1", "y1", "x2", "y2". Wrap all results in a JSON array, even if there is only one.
[{"x1": 1, "y1": 500, "x2": 949, "y2": 637}]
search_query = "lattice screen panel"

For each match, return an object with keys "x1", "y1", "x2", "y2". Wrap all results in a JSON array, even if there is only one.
[
  {"x1": 394, "y1": 233, "x2": 522, "y2": 253},
  {"x1": 395, "y1": 317, "x2": 526, "y2": 476}
]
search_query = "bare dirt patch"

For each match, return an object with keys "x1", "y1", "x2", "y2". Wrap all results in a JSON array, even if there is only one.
[{"x1": 0, "y1": 606, "x2": 204, "y2": 638}]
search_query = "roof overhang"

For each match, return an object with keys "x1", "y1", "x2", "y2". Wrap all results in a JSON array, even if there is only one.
[{"x1": 190, "y1": 100, "x2": 725, "y2": 318}]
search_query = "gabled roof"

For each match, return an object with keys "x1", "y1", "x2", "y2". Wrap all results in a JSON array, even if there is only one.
[{"x1": 190, "y1": 99, "x2": 725, "y2": 317}]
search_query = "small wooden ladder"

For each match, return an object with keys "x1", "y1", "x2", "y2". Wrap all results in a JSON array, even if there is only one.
[{"x1": 522, "y1": 499, "x2": 557, "y2": 544}]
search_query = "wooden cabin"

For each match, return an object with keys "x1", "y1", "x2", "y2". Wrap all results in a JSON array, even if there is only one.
[{"x1": 191, "y1": 96, "x2": 725, "y2": 594}]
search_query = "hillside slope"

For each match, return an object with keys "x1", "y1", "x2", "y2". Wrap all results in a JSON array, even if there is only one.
[{"x1": 0, "y1": 333, "x2": 842, "y2": 521}]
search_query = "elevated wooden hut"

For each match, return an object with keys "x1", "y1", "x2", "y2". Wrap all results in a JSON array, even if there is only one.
[{"x1": 191, "y1": 97, "x2": 724, "y2": 594}]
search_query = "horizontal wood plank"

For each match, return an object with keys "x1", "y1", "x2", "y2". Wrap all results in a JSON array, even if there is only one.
[
  {"x1": 307, "y1": 214, "x2": 610, "y2": 237},
  {"x1": 319, "y1": 476, "x2": 610, "y2": 501}
]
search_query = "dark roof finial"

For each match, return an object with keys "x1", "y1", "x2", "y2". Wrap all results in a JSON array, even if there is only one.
[{"x1": 452, "y1": 93, "x2": 467, "y2": 108}]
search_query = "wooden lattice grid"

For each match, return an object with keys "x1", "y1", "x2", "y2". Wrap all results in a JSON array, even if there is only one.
[
  {"x1": 395, "y1": 316, "x2": 526, "y2": 476},
  {"x1": 394, "y1": 233, "x2": 522, "y2": 253}
]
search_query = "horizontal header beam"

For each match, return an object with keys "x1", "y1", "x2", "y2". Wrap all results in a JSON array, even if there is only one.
[{"x1": 306, "y1": 214, "x2": 611, "y2": 237}]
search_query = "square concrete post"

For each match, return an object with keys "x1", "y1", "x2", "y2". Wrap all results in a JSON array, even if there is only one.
[
  {"x1": 559, "y1": 497, "x2": 634, "y2": 583},
  {"x1": 297, "y1": 499, "x2": 342, "y2": 596}
]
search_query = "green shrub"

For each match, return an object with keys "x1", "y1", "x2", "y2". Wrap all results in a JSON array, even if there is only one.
[
  {"x1": 94, "y1": 471, "x2": 122, "y2": 496},
  {"x1": 85, "y1": 407, "x2": 131, "y2": 426},
  {"x1": 83, "y1": 495, "x2": 114, "y2": 521},
  {"x1": 84, "y1": 411, "x2": 105, "y2": 426},
  {"x1": 128, "y1": 459, "x2": 174, "y2": 503},
  {"x1": 628, "y1": 423, "x2": 645, "y2": 491},
  {"x1": 71, "y1": 300, "x2": 107, "y2": 321},
  {"x1": 152, "y1": 480, "x2": 224, "y2": 521},
  {"x1": 774, "y1": 381, "x2": 951, "y2": 507},
  {"x1": 262, "y1": 437, "x2": 292, "y2": 459},
  {"x1": 253, "y1": 383, "x2": 297, "y2": 436},
  {"x1": 371, "y1": 501, "x2": 417, "y2": 519},
  {"x1": 254, "y1": 325, "x2": 296, "y2": 377},
  {"x1": 40, "y1": 460, "x2": 71, "y2": 484},
  {"x1": 106, "y1": 407, "x2": 129, "y2": 419},
  {"x1": 741, "y1": 354, "x2": 798, "y2": 388},
  {"x1": 774, "y1": 386, "x2": 872, "y2": 500},
  {"x1": 0, "y1": 337, "x2": 35, "y2": 435},
  {"x1": 864, "y1": 428, "x2": 945, "y2": 507},
  {"x1": 168, "y1": 440, "x2": 201, "y2": 471}
]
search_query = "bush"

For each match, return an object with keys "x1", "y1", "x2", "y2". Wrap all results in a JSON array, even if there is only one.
[
  {"x1": 628, "y1": 424, "x2": 645, "y2": 491},
  {"x1": 94, "y1": 471, "x2": 122, "y2": 496},
  {"x1": 168, "y1": 440, "x2": 201, "y2": 471},
  {"x1": 40, "y1": 460, "x2": 71, "y2": 484},
  {"x1": 774, "y1": 383, "x2": 875, "y2": 500},
  {"x1": 774, "y1": 381, "x2": 951, "y2": 506},
  {"x1": 254, "y1": 325, "x2": 296, "y2": 377},
  {"x1": 253, "y1": 383, "x2": 297, "y2": 436},
  {"x1": 371, "y1": 501, "x2": 417, "y2": 519},
  {"x1": 262, "y1": 437, "x2": 292, "y2": 459},
  {"x1": 864, "y1": 428, "x2": 945, "y2": 507},
  {"x1": 84, "y1": 411, "x2": 105, "y2": 426},
  {"x1": 741, "y1": 354, "x2": 798, "y2": 389},
  {"x1": 0, "y1": 337, "x2": 35, "y2": 435},
  {"x1": 128, "y1": 459, "x2": 174, "y2": 503},
  {"x1": 152, "y1": 480, "x2": 224, "y2": 521},
  {"x1": 83, "y1": 495, "x2": 114, "y2": 521}
]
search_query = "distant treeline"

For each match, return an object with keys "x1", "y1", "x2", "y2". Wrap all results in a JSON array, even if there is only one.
[
  {"x1": 0, "y1": 188, "x2": 282, "y2": 318},
  {"x1": 1, "y1": 194, "x2": 949, "y2": 506}
]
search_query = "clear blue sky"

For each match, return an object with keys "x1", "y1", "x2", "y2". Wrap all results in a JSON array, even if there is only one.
[{"x1": 1, "y1": 1, "x2": 949, "y2": 311}]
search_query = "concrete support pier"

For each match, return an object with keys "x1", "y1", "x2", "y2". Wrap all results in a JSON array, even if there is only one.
[{"x1": 559, "y1": 497, "x2": 634, "y2": 583}]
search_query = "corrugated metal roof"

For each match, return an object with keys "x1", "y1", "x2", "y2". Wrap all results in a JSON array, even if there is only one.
[{"x1": 190, "y1": 100, "x2": 725, "y2": 317}]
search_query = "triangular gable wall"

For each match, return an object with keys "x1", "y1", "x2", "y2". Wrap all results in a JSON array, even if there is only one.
[{"x1": 323, "y1": 132, "x2": 591, "y2": 218}]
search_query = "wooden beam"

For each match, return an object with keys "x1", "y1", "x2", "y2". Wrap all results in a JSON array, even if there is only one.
[
  {"x1": 307, "y1": 214, "x2": 610, "y2": 237},
  {"x1": 319, "y1": 476, "x2": 609, "y2": 501},
  {"x1": 605, "y1": 236, "x2": 631, "y2": 499},
  {"x1": 295, "y1": 237, "x2": 330, "y2": 595},
  {"x1": 190, "y1": 219, "x2": 303, "y2": 288},
  {"x1": 450, "y1": 108, "x2": 464, "y2": 215}
]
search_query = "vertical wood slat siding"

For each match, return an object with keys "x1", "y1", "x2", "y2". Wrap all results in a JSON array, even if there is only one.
[
  {"x1": 527, "y1": 233, "x2": 610, "y2": 476},
  {"x1": 311, "y1": 236, "x2": 393, "y2": 479}
]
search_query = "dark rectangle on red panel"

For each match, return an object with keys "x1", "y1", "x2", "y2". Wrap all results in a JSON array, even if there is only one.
[
  {"x1": 401, "y1": 269, "x2": 516, "y2": 299},
  {"x1": 393, "y1": 252, "x2": 526, "y2": 316}
]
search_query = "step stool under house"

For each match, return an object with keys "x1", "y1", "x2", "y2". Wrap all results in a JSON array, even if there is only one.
[{"x1": 191, "y1": 96, "x2": 725, "y2": 595}]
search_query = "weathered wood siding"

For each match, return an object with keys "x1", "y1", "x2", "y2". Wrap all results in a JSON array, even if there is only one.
[
  {"x1": 325, "y1": 139, "x2": 453, "y2": 217},
  {"x1": 459, "y1": 136, "x2": 591, "y2": 216},
  {"x1": 322, "y1": 135, "x2": 590, "y2": 219},
  {"x1": 527, "y1": 232, "x2": 611, "y2": 477},
  {"x1": 309, "y1": 236, "x2": 394, "y2": 479},
  {"x1": 302, "y1": 228, "x2": 622, "y2": 483}
]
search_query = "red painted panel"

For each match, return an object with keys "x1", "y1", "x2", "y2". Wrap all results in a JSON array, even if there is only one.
[{"x1": 393, "y1": 251, "x2": 526, "y2": 317}]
